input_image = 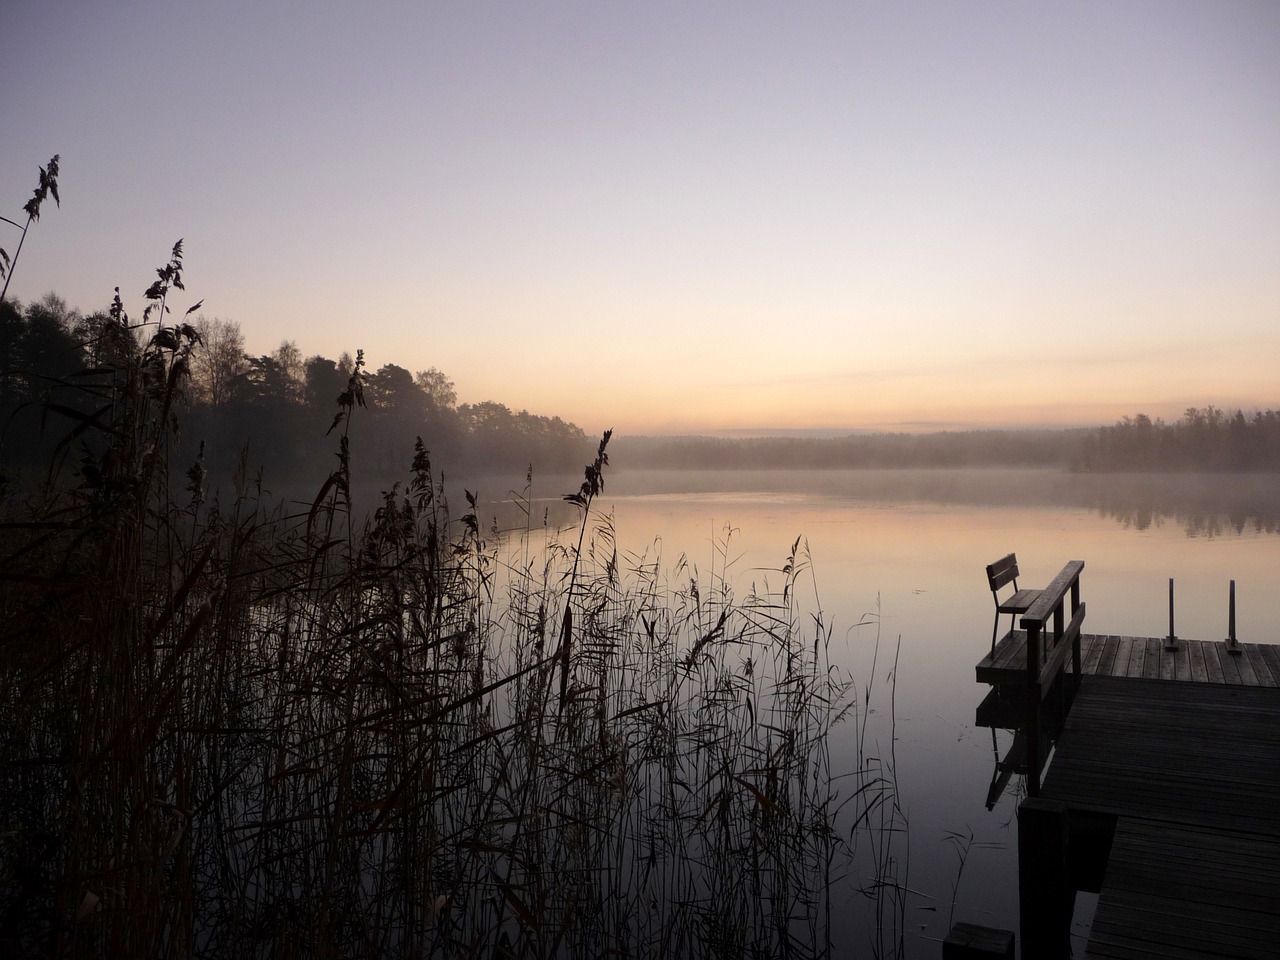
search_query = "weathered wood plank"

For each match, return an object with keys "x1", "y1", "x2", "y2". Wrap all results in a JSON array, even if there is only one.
[
  {"x1": 1084, "y1": 818, "x2": 1280, "y2": 959},
  {"x1": 1038, "y1": 677, "x2": 1280, "y2": 959},
  {"x1": 991, "y1": 630, "x2": 1025, "y2": 670},
  {"x1": 1173, "y1": 641, "x2": 1191, "y2": 681},
  {"x1": 1142, "y1": 637, "x2": 1162, "y2": 680},
  {"x1": 1158, "y1": 639, "x2": 1176, "y2": 680},
  {"x1": 1097, "y1": 635, "x2": 1121, "y2": 677},
  {"x1": 1244, "y1": 645, "x2": 1276, "y2": 687},
  {"x1": 977, "y1": 636, "x2": 1280, "y2": 688},
  {"x1": 1202, "y1": 640, "x2": 1226, "y2": 683},
  {"x1": 1215, "y1": 643, "x2": 1243, "y2": 684},
  {"x1": 1234, "y1": 645, "x2": 1261, "y2": 686},
  {"x1": 1042, "y1": 678, "x2": 1280, "y2": 835},
  {"x1": 1187, "y1": 639, "x2": 1208, "y2": 683},
  {"x1": 1125, "y1": 637, "x2": 1145, "y2": 678},
  {"x1": 1257, "y1": 643, "x2": 1280, "y2": 687},
  {"x1": 1082, "y1": 633, "x2": 1107, "y2": 675}
]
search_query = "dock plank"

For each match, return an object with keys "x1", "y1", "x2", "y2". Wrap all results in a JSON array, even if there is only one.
[
  {"x1": 1038, "y1": 678, "x2": 1280, "y2": 960},
  {"x1": 1158, "y1": 640, "x2": 1177, "y2": 680},
  {"x1": 1142, "y1": 637, "x2": 1162, "y2": 679},
  {"x1": 1125, "y1": 636, "x2": 1144, "y2": 678},
  {"x1": 1257, "y1": 643, "x2": 1280, "y2": 685},
  {"x1": 1215, "y1": 643, "x2": 1243, "y2": 684},
  {"x1": 1174, "y1": 641, "x2": 1192, "y2": 681},
  {"x1": 1096, "y1": 635, "x2": 1121, "y2": 677},
  {"x1": 1043, "y1": 678, "x2": 1280, "y2": 829},
  {"x1": 1202, "y1": 641, "x2": 1225, "y2": 683},
  {"x1": 978, "y1": 635, "x2": 1280, "y2": 689},
  {"x1": 1234, "y1": 645, "x2": 1261, "y2": 686},
  {"x1": 1188, "y1": 639, "x2": 1208, "y2": 683},
  {"x1": 992, "y1": 630, "x2": 1026, "y2": 671},
  {"x1": 1244, "y1": 645, "x2": 1276, "y2": 686},
  {"x1": 1082, "y1": 633, "x2": 1106, "y2": 675},
  {"x1": 1084, "y1": 819, "x2": 1280, "y2": 960}
]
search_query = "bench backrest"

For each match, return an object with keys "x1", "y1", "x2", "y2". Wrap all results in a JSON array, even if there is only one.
[{"x1": 986, "y1": 553, "x2": 1020, "y2": 594}]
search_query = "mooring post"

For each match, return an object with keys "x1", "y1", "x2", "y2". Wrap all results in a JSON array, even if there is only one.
[
  {"x1": 1165, "y1": 577, "x2": 1178, "y2": 651},
  {"x1": 1025, "y1": 619, "x2": 1043, "y2": 796},
  {"x1": 943, "y1": 922, "x2": 1015, "y2": 959},
  {"x1": 1226, "y1": 579, "x2": 1242, "y2": 655},
  {"x1": 1018, "y1": 797, "x2": 1072, "y2": 960}
]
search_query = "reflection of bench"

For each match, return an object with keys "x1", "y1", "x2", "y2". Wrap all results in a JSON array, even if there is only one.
[{"x1": 986, "y1": 553, "x2": 1042, "y2": 652}]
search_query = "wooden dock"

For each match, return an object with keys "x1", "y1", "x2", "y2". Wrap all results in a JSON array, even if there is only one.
[
  {"x1": 1026, "y1": 675, "x2": 1280, "y2": 959},
  {"x1": 977, "y1": 631, "x2": 1280, "y2": 687},
  {"x1": 968, "y1": 558, "x2": 1280, "y2": 959}
]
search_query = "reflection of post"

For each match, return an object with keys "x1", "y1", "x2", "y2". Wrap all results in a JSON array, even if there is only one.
[{"x1": 1018, "y1": 797, "x2": 1072, "y2": 960}]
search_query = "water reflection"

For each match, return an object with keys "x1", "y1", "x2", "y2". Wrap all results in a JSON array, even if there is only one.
[
  {"x1": 448, "y1": 469, "x2": 1280, "y2": 958},
  {"x1": 976, "y1": 676, "x2": 1075, "y2": 811},
  {"x1": 606, "y1": 468, "x2": 1280, "y2": 538}
]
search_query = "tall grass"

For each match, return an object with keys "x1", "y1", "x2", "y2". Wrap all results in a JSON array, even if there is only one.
[{"x1": 0, "y1": 249, "x2": 901, "y2": 958}]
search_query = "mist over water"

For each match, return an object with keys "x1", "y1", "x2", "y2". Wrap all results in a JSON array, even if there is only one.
[
  {"x1": 542, "y1": 467, "x2": 1280, "y2": 956},
  {"x1": 602, "y1": 467, "x2": 1280, "y2": 536}
]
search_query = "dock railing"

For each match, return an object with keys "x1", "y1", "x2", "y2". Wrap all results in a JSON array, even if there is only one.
[{"x1": 1021, "y1": 560, "x2": 1085, "y2": 796}]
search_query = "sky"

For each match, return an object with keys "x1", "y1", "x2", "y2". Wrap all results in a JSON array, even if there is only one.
[{"x1": 2, "y1": 1, "x2": 1278, "y2": 436}]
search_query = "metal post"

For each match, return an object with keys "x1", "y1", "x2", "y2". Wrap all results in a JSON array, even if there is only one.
[
  {"x1": 1226, "y1": 579, "x2": 1242, "y2": 655},
  {"x1": 1164, "y1": 577, "x2": 1178, "y2": 650},
  {"x1": 1018, "y1": 797, "x2": 1073, "y2": 960}
]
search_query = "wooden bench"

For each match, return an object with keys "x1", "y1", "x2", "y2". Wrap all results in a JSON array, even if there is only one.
[{"x1": 986, "y1": 552, "x2": 1042, "y2": 652}]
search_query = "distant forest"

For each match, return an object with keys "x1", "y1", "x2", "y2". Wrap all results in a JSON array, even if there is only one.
[
  {"x1": 0, "y1": 294, "x2": 592, "y2": 491},
  {"x1": 5, "y1": 294, "x2": 1279, "y2": 489},
  {"x1": 613, "y1": 408, "x2": 1280, "y2": 473}
]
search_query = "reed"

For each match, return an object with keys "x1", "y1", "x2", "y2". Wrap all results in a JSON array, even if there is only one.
[{"x1": 0, "y1": 248, "x2": 901, "y2": 958}]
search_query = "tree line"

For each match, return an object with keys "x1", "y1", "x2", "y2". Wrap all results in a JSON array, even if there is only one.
[
  {"x1": 611, "y1": 430, "x2": 1087, "y2": 470},
  {"x1": 5, "y1": 293, "x2": 1277, "y2": 485},
  {"x1": 613, "y1": 408, "x2": 1280, "y2": 473},
  {"x1": 0, "y1": 293, "x2": 592, "y2": 492},
  {"x1": 1074, "y1": 407, "x2": 1280, "y2": 472}
]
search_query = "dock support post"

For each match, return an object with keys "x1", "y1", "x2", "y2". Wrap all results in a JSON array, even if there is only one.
[
  {"x1": 1165, "y1": 577, "x2": 1178, "y2": 651},
  {"x1": 943, "y1": 922, "x2": 1015, "y2": 959},
  {"x1": 1226, "y1": 579, "x2": 1242, "y2": 655},
  {"x1": 1024, "y1": 622, "x2": 1042, "y2": 796},
  {"x1": 1019, "y1": 797, "x2": 1072, "y2": 960}
]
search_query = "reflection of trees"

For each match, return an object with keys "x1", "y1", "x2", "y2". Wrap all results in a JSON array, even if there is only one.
[
  {"x1": 606, "y1": 467, "x2": 1280, "y2": 540},
  {"x1": 1097, "y1": 500, "x2": 1280, "y2": 538},
  {"x1": 1084, "y1": 469, "x2": 1280, "y2": 537}
]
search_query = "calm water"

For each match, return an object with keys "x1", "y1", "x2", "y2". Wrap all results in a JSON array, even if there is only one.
[{"x1": 514, "y1": 467, "x2": 1280, "y2": 957}]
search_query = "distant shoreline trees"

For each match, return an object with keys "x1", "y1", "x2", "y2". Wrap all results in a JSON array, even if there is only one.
[
  {"x1": 612, "y1": 430, "x2": 1084, "y2": 471},
  {"x1": 614, "y1": 408, "x2": 1280, "y2": 473},
  {"x1": 1075, "y1": 407, "x2": 1280, "y2": 472},
  {"x1": 0, "y1": 294, "x2": 592, "y2": 491},
  {"x1": 3, "y1": 293, "x2": 1278, "y2": 485}
]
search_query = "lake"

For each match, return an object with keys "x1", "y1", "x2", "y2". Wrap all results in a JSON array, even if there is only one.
[{"x1": 491, "y1": 467, "x2": 1280, "y2": 957}]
